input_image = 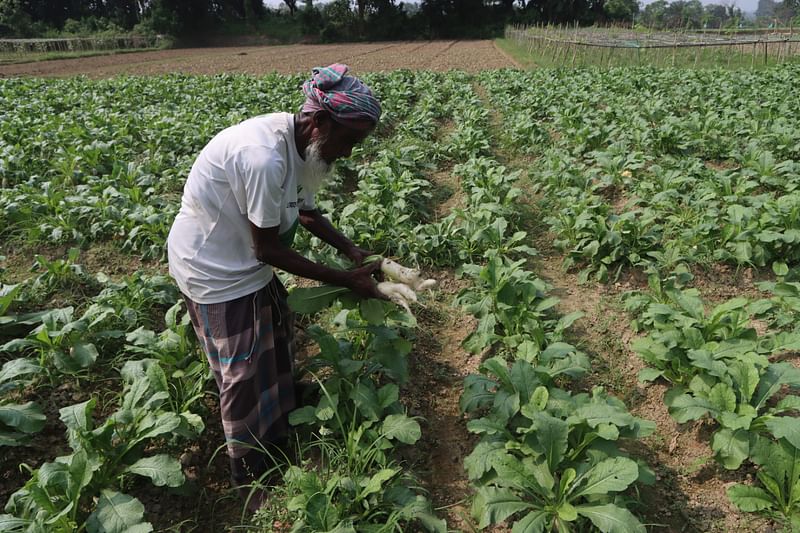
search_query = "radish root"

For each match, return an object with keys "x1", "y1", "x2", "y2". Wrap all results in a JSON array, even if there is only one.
[{"x1": 377, "y1": 259, "x2": 437, "y2": 315}]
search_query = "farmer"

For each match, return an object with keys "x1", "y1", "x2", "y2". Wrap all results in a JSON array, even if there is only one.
[{"x1": 166, "y1": 64, "x2": 384, "y2": 504}]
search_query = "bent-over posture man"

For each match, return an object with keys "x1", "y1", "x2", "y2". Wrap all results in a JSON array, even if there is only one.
[{"x1": 167, "y1": 64, "x2": 384, "y2": 503}]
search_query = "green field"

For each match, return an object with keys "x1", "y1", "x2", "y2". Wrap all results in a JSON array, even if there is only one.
[{"x1": 1, "y1": 64, "x2": 800, "y2": 532}]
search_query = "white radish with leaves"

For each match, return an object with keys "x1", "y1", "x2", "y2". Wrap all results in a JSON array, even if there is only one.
[
  {"x1": 380, "y1": 259, "x2": 437, "y2": 292},
  {"x1": 376, "y1": 259, "x2": 437, "y2": 315}
]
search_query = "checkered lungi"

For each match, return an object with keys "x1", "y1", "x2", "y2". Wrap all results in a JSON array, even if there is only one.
[{"x1": 183, "y1": 276, "x2": 296, "y2": 485}]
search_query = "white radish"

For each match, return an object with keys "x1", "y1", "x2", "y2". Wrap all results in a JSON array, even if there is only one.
[
  {"x1": 377, "y1": 281, "x2": 417, "y2": 314},
  {"x1": 380, "y1": 258, "x2": 437, "y2": 291},
  {"x1": 416, "y1": 279, "x2": 438, "y2": 291}
]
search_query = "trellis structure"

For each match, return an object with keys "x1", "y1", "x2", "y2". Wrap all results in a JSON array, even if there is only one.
[
  {"x1": 506, "y1": 25, "x2": 800, "y2": 68},
  {"x1": 0, "y1": 35, "x2": 164, "y2": 55}
]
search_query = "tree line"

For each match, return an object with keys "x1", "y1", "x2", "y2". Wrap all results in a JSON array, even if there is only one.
[
  {"x1": 0, "y1": 0, "x2": 798, "y2": 41},
  {"x1": 640, "y1": 0, "x2": 798, "y2": 30}
]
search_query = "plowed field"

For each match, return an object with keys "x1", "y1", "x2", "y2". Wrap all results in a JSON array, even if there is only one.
[{"x1": 0, "y1": 40, "x2": 517, "y2": 78}]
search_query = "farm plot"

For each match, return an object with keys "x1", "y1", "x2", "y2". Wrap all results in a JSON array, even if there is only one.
[
  {"x1": 1, "y1": 64, "x2": 799, "y2": 533},
  {"x1": 0, "y1": 40, "x2": 514, "y2": 78}
]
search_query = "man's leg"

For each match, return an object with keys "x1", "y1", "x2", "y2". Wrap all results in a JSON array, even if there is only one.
[{"x1": 182, "y1": 283, "x2": 297, "y2": 491}]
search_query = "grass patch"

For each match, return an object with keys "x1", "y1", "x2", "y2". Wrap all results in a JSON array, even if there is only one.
[
  {"x1": 494, "y1": 38, "x2": 538, "y2": 68},
  {"x1": 0, "y1": 46, "x2": 166, "y2": 66}
]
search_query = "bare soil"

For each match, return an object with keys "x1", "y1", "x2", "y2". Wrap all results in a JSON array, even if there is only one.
[
  {"x1": 0, "y1": 41, "x2": 514, "y2": 79},
  {"x1": 406, "y1": 275, "x2": 482, "y2": 531}
]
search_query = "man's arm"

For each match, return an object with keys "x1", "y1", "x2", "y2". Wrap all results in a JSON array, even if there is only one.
[
  {"x1": 298, "y1": 208, "x2": 372, "y2": 265},
  {"x1": 250, "y1": 222, "x2": 382, "y2": 299}
]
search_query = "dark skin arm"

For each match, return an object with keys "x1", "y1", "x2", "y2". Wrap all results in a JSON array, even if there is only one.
[
  {"x1": 249, "y1": 222, "x2": 383, "y2": 300},
  {"x1": 298, "y1": 208, "x2": 372, "y2": 266}
]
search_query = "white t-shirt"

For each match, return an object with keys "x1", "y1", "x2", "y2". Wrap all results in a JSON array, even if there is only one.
[{"x1": 167, "y1": 112, "x2": 315, "y2": 304}]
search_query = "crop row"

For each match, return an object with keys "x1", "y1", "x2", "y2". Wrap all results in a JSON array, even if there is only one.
[
  {"x1": 625, "y1": 270, "x2": 800, "y2": 528},
  {"x1": 480, "y1": 66, "x2": 800, "y2": 281},
  {"x1": 437, "y1": 81, "x2": 654, "y2": 533}
]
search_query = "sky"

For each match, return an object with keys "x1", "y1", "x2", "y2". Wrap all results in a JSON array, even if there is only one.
[{"x1": 262, "y1": 0, "x2": 761, "y2": 13}]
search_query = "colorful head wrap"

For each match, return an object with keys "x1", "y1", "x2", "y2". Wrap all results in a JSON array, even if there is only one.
[{"x1": 301, "y1": 63, "x2": 381, "y2": 129}]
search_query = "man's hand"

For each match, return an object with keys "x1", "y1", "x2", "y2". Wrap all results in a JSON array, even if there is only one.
[
  {"x1": 344, "y1": 245, "x2": 374, "y2": 266},
  {"x1": 343, "y1": 261, "x2": 386, "y2": 300},
  {"x1": 250, "y1": 222, "x2": 385, "y2": 300}
]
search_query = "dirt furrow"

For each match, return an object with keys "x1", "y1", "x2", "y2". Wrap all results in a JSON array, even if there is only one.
[
  {"x1": 0, "y1": 41, "x2": 515, "y2": 78},
  {"x1": 406, "y1": 281, "x2": 481, "y2": 531}
]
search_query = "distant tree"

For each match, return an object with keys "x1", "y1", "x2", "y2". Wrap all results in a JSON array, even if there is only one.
[
  {"x1": 756, "y1": 0, "x2": 779, "y2": 17},
  {"x1": 107, "y1": 0, "x2": 143, "y2": 28},
  {"x1": 701, "y1": 3, "x2": 740, "y2": 27},
  {"x1": 524, "y1": 0, "x2": 605, "y2": 24},
  {"x1": 703, "y1": 4, "x2": 727, "y2": 26},
  {"x1": 0, "y1": 0, "x2": 30, "y2": 35},
  {"x1": 662, "y1": 0, "x2": 703, "y2": 28},
  {"x1": 641, "y1": 0, "x2": 668, "y2": 27},
  {"x1": 773, "y1": 0, "x2": 797, "y2": 21},
  {"x1": 283, "y1": 0, "x2": 298, "y2": 15},
  {"x1": 604, "y1": 0, "x2": 638, "y2": 21}
]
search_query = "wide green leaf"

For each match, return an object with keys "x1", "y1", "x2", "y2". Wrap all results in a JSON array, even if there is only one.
[
  {"x1": 0, "y1": 402, "x2": 46, "y2": 436},
  {"x1": 289, "y1": 406, "x2": 318, "y2": 426},
  {"x1": 60, "y1": 399, "x2": 97, "y2": 433},
  {"x1": 86, "y1": 490, "x2": 153, "y2": 533},
  {"x1": 511, "y1": 510, "x2": 549, "y2": 533},
  {"x1": 727, "y1": 484, "x2": 775, "y2": 512},
  {"x1": 361, "y1": 468, "x2": 398, "y2": 498},
  {"x1": 381, "y1": 414, "x2": 420, "y2": 444},
  {"x1": 53, "y1": 342, "x2": 98, "y2": 373},
  {"x1": 350, "y1": 381, "x2": 380, "y2": 421},
  {"x1": 287, "y1": 286, "x2": 350, "y2": 314},
  {"x1": 531, "y1": 412, "x2": 568, "y2": 472},
  {"x1": 474, "y1": 487, "x2": 532, "y2": 529},
  {"x1": 711, "y1": 428, "x2": 750, "y2": 470},
  {"x1": 125, "y1": 455, "x2": 185, "y2": 487},
  {"x1": 570, "y1": 457, "x2": 639, "y2": 498},
  {"x1": 0, "y1": 514, "x2": 29, "y2": 530},
  {"x1": 464, "y1": 440, "x2": 506, "y2": 480},
  {"x1": 707, "y1": 383, "x2": 736, "y2": 413},
  {"x1": 764, "y1": 417, "x2": 800, "y2": 449},
  {"x1": 0, "y1": 285, "x2": 21, "y2": 316},
  {"x1": 666, "y1": 392, "x2": 713, "y2": 423},
  {"x1": 576, "y1": 504, "x2": 646, "y2": 533},
  {"x1": 753, "y1": 363, "x2": 800, "y2": 409},
  {"x1": 0, "y1": 359, "x2": 42, "y2": 387}
]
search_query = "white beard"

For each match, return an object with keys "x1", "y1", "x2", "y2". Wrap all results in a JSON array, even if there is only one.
[{"x1": 299, "y1": 137, "x2": 333, "y2": 195}]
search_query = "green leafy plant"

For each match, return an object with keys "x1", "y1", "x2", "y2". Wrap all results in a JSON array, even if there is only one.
[
  {"x1": 456, "y1": 257, "x2": 582, "y2": 356},
  {"x1": 2, "y1": 360, "x2": 202, "y2": 532},
  {"x1": 666, "y1": 362, "x2": 800, "y2": 469},
  {"x1": 727, "y1": 436, "x2": 800, "y2": 529},
  {"x1": 0, "y1": 358, "x2": 46, "y2": 447},
  {"x1": 464, "y1": 382, "x2": 653, "y2": 533},
  {"x1": 258, "y1": 422, "x2": 444, "y2": 533},
  {"x1": 124, "y1": 302, "x2": 207, "y2": 413},
  {"x1": 630, "y1": 289, "x2": 766, "y2": 385},
  {"x1": 27, "y1": 248, "x2": 95, "y2": 300},
  {"x1": 1, "y1": 307, "x2": 99, "y2": 378}
]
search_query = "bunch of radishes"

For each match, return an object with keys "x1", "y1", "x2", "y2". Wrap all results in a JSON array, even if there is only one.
[{"x1": 375, "y1": 258, "x2": 437, "y2": 315}]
